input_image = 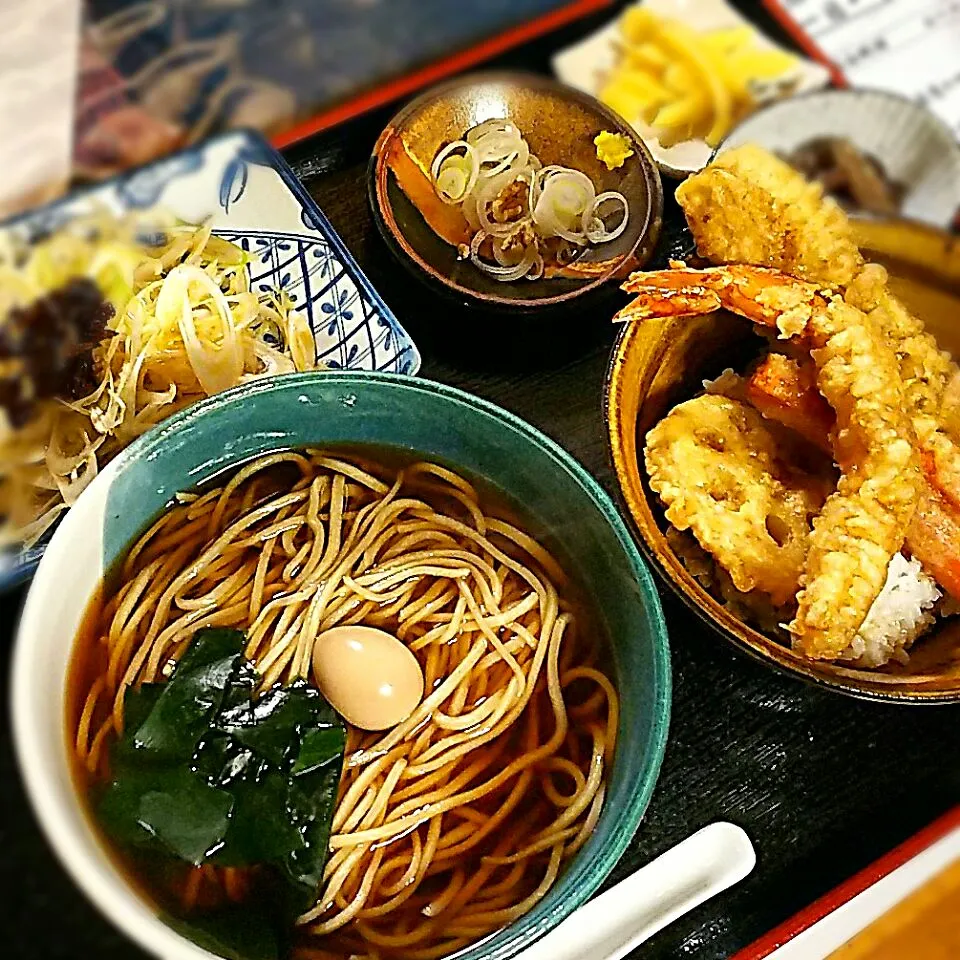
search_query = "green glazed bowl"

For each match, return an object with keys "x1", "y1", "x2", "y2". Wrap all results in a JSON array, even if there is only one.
[{"x1": 13, "y1": 371, "x2": 671, "y2": 960}]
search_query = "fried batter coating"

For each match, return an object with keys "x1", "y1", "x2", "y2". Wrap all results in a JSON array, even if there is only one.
[
  {"x1": 746, "y1": 353, "x2": 960, "y2": 602},
  {"x1": 847, "y1": 272, "x2": 960, "y2": 534},
  {"x1": 665, "y1": 526, "x2": 790, "y2": 636},
  {"x1": 844, "y1": 263, "x2": 957, "y2": 444},
  {"x1": 797, "y1": 297, "x2": 920, "y2": 658},
  {"x1": 645, "y1": 394, "x2": 828, "y2": 606},
  {"x1": 675, "y1": 144, "x2": 863, "y2": 288},
  {"x1": 909, "y1": 485, "x2": 960, "y2": 600},
  {"x1": 678, "y1": 148, "x2": 959, "y2": 441},
  {"x1": 745, "y1": 353, "x2": 835, "y2": 449},
  {"x1": 669, "y1": 146, "x2": 958, "y2": 656},
  {"x1": 921, "y1": 436, "x2": 960, "y2": 515},
  {"x1": 626, "y1": 265, "x2": 921, "y2": 659}
]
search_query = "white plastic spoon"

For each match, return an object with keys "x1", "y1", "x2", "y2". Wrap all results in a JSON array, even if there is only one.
[{"x1": 517, "y1": 822, "x2": 756, "y2": 960}]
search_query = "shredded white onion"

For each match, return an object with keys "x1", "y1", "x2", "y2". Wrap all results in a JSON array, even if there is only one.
[
  {"x1": 527, "y1": 253, "x2": 545, "y2": 281},
  {"x1": 430, "y1": 140, "x2": 479, "y2": 204},
  {"x1": 584, "y1": 191, "x2": 630, "y2": 244},
  {"x1": 431, "y1": 119, "x2": 630, "y2": 282},
  {"x1": 160, "y1": 265, "x2": 244, "y2": 396},
  {"x1": 466, "y1": 119, "x2": 520, "y2": 145},
  {"x1": 0, "y1": 217, "x2": 328, "y2": 551},
  {"x1": 532, "y1": 167, "x2": 595, "y2": 245},
  {"x1": 469, "y1": 231, "x2": 537, "y2": 281}
]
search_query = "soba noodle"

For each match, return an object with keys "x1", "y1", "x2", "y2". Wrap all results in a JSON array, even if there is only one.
[{"x1": 71, "y1": 450, "x2": 618, "y2": 959}]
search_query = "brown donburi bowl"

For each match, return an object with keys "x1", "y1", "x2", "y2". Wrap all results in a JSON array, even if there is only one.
[
  {"x1": 606, "y1": 216, "x2": 960, "y2": 703},
  {"x1": 369, "y1": 71, "x2": 663, "y2": 312}
]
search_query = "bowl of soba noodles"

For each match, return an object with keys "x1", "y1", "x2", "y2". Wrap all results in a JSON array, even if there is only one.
[{"x1": 12, "y1": 371, "x2": 670, "y2": 960}]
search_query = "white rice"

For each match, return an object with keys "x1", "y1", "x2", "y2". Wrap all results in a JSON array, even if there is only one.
[{"x1": 839, "y1": 553, "x2": 940, "y2": 667}]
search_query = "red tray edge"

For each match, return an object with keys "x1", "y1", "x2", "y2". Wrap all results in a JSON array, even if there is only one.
[
  {"x1": 731, "y1": 804, "x2": 960, "y2": 960},
  {"x1": 761, "y1": 0, "x2": 847, "y2": 87},
  {"x1": 271, "y1": 0, "x2": 614, "y2": 149}
]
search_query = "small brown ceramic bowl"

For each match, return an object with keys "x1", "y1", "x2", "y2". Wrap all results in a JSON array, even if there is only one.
[
  {"x1": 605, "y1": 218, "x2": 960, "y2": 704},
  {"x1": 369, "y1": 71, "x2": 663, "y2": 312}
]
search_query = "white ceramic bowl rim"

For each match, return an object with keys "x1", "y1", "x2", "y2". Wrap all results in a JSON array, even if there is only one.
[
  {"x1": 11, "y1": 447, "x2": 211, "y2": 960},
  {"x1": 716, "y1": 86, "x2": 960, "y2": 228},
  {"x1": 12, "y1": 371, "x2": 671, "y2": 960}
]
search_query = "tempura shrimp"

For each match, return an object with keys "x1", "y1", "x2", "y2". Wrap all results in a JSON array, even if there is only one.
[
  {"x1": 746, "y1": 354, "x2": 960, "y2": 600},
  {"x1": 677, "y1": 144, "x2": 959, "y2": 456},
  {"x1": 619, "y1": 264, "x2": 921, "y2": 660}
]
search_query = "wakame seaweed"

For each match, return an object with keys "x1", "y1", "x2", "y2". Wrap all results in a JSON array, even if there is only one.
[{"x1": 96, "y1": 628, "x2": 346, "y2": 958}]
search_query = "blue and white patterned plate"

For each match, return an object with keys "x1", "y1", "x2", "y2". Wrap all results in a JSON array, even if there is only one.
[{"x1": 0, "y1": 130, "x2": 420, "y2": 589}]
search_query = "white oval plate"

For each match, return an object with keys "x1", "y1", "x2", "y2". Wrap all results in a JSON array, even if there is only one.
[{"x1": 552, "y1": 0, "x2": 831, "y2": 178}]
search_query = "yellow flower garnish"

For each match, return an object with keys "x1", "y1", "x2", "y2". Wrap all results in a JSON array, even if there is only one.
[{"x1": 594, "y1": 131, "x2": 634, "y2": 170}]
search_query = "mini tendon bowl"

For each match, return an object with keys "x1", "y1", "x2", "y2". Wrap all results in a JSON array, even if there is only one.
[
  {"x1": 13, "y1": 371, "x2": 671, "y2": 960},
  {"x1": 370, "y1": 71, "x2": 663, "y2": 313},
  {"x1": 605, "y1": 232, "x2": 960, "y2": 703}
]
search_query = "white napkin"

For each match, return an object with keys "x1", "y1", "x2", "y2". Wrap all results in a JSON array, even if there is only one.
[
  {"x1": 0, "y1": 0, "x2": 81, "y2": 217},
  {"x1": 780, "y1": 0, "x2": 960, "y2": 139}
]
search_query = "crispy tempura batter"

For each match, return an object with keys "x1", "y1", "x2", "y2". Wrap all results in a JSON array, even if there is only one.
[
  {"x1": 844, "y1": 264, "x2": 956, "y2": 444},
  {"x1": 669, "y1": 145, "x2": 960, "y2": 656},
  {"x1": 799, "y1": 297, "x2": 919, "y2": 658},
  {"x1": 665, "y1": 526, "x2": 790, "y2": 635},
  {"x1": 625, "y1": 265, "x2": 921, "y2": 659},
  {"x1": 645, "y1": 394, "x2": 829, "y2": 607},
  {"x1": 679, "y1": 148, "x2": 959, "y2": 432},
  {"x1": 675, "y1": 144, "x2": 863, "y2": 287},
  {"x1": 745, "y1": 354, "x2": 834, "y2": 449},
  {"x1": 746, "y1": 354, "x2": 960, "y2": 601},
  {"x1": 625, "y1": 146, "x2": 960, "y2": 661}
]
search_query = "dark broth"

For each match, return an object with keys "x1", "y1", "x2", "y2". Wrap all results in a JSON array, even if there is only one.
[{"x1": 66, "y1": 446, "x2": 616, "y2": 960}]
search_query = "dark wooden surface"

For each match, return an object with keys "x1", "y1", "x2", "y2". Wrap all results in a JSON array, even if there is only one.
[{"x1": 3, "y1": 4, "x2": 960, "y2": 959}]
